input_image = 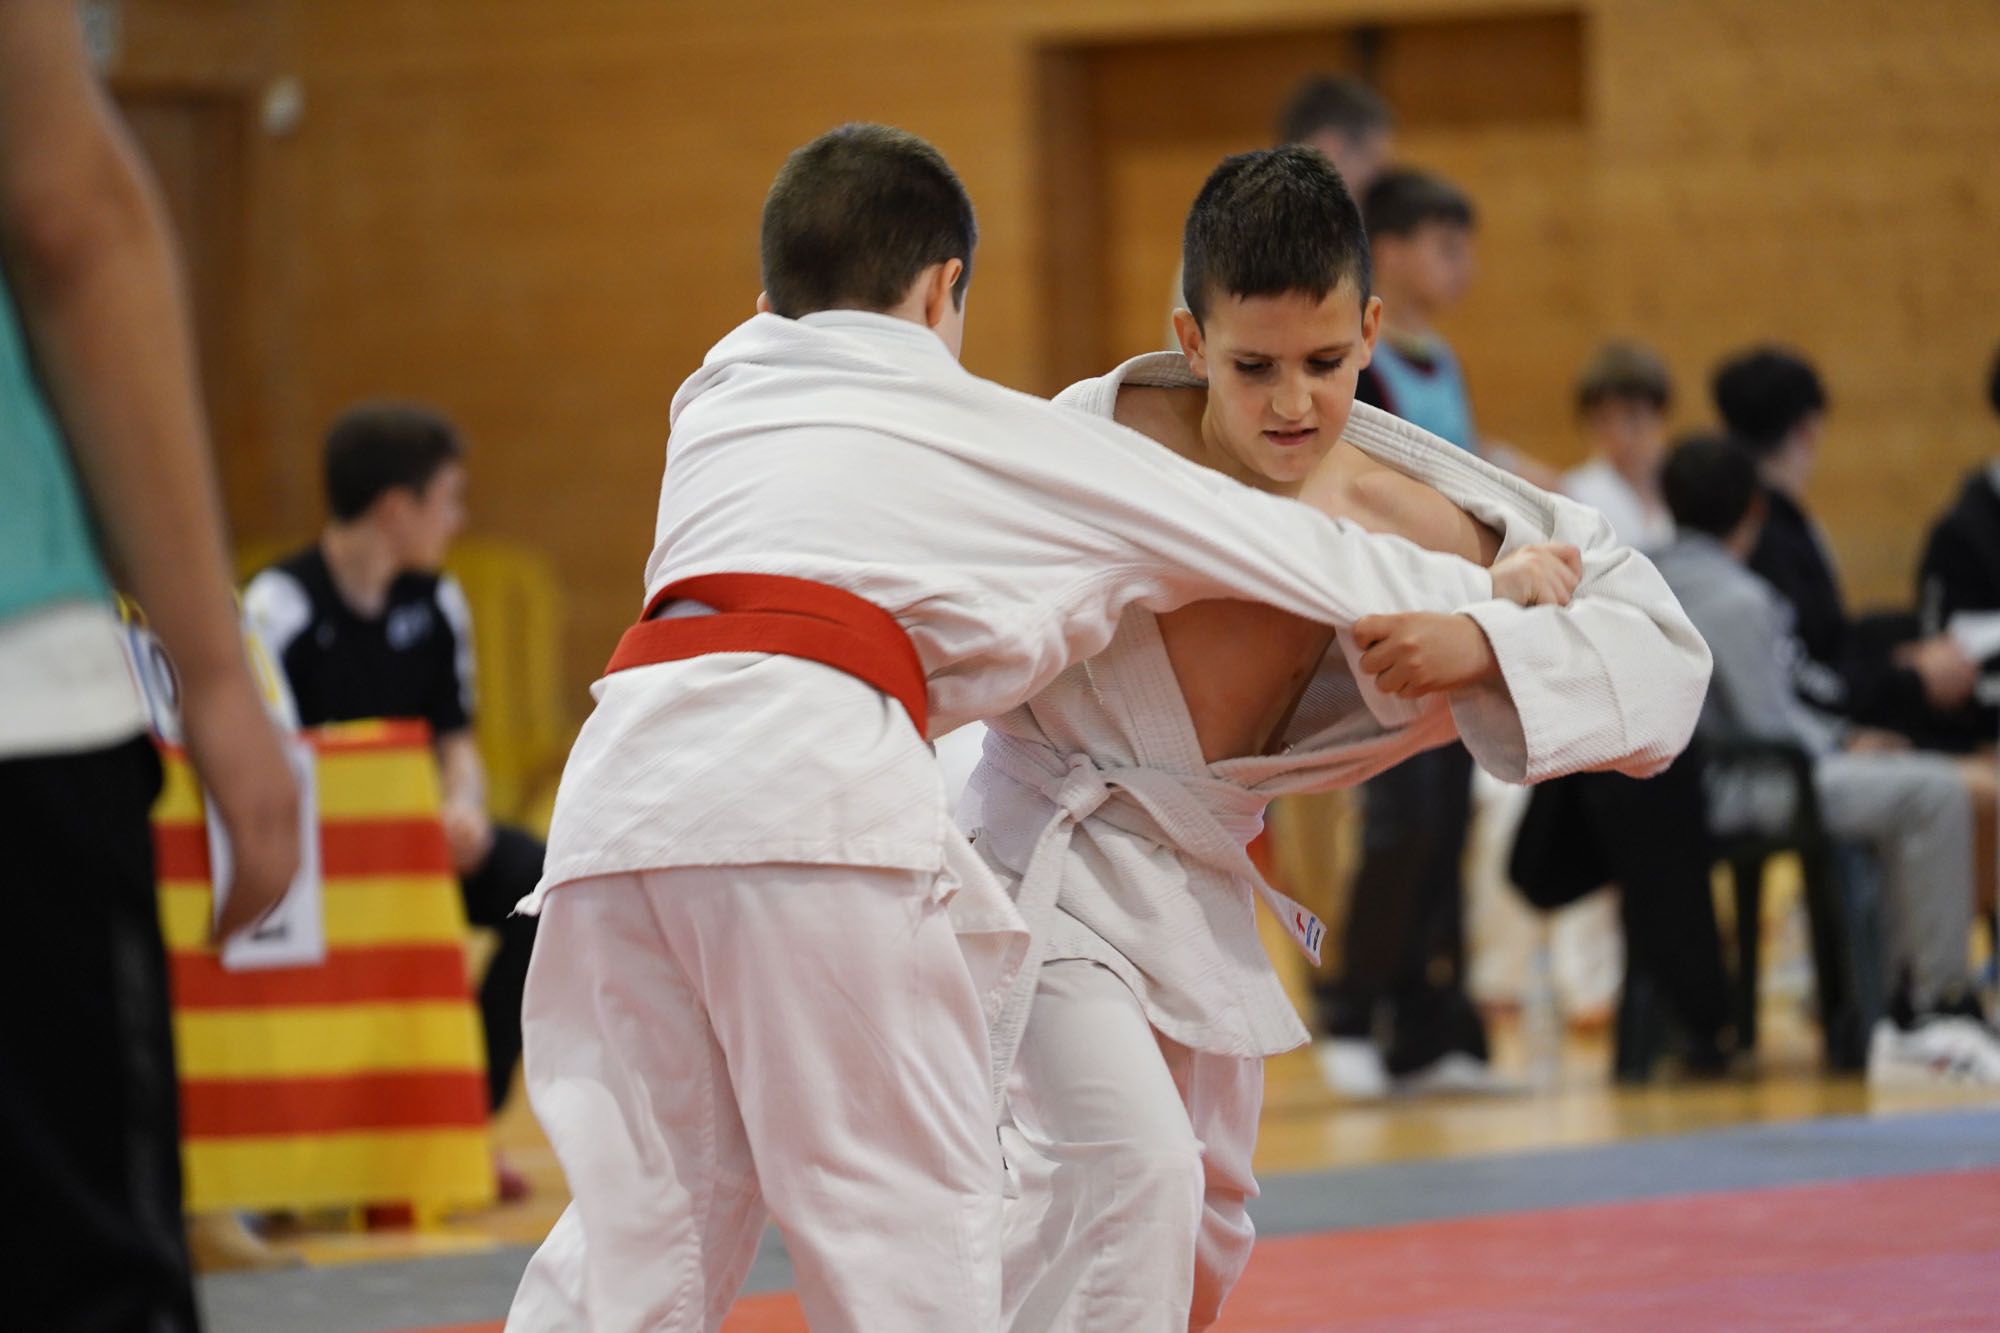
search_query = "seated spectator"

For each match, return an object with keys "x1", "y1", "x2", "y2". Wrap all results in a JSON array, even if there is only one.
[
  {"x1": 1655, "y1": 435, "x2": 2000, "y2": 1085},
  {"x1": 1914, "y1": 342, "x2": 2000, "y2": 752},
  {"x1": 1562, "y1": 339, "x2": 1675, "y2": 550},
  {"x1": 244, "y1": 404, "x2": 541, "y2": 1193},
  {"x1": 1713, "y1": 347, "x2": 1977, "y2": 738}
]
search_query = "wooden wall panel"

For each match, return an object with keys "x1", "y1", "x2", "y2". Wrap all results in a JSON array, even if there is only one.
[
  {"x1": 118, "y1": 94, "x2": 256, "y2": 503},
  {"x1": 1590, "y1": 0, "x2": 2000, "y2": 606},
  {"x1": 108, "y1": 0, "x2": 2000, "y2": 715}
]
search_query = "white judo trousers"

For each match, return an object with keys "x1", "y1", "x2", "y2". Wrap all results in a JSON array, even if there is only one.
[
  {"x1": 1000, "y1": 960, "x2": 1260, "y2": 1333},
  {"x1": 507, "y1": 866, "x2": 1000, "y2": 1333}
]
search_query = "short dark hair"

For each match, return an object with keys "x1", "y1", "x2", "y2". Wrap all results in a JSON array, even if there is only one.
[
  {"x1": 1710, "y1": 347, "x2": 1827, "y2": 456},
  {"x1": 1662, "y1": 432, "x2": 1761, "y2": 538},
  {"x1": 1274, "y1": 75, "x2": 1392, "y2": 147},
  {"x1": 1363, "y1": 167, "x2": 1476, "y2": 238},
  {"x1": 325, "y1": 403, "x2": 463, "y2": 522},
  {"x1": 1181, "y1": 146, "x2": 1371, "y2": 326},
  {"x1": 1987, "y1": 341, "x2": 2000, "y2": 418},
  {"x1": 759, "y1": 123, "x2": 976, "y2": 319},
  {"x1": 1576, "y1": 339, "x2": 1673, "y2": 415}
]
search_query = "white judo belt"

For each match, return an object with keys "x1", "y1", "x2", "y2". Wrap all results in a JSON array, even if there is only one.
[{"x1": 979, "y1": 730, "x2": 1324, "y2": 1110}]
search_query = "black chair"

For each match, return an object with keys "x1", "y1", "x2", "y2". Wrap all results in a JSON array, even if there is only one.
[
  {"x1": 1701, "y1": 737, "x2": 1871, "y2": 1071},
  {"x1": 1517, "y1": 739, "x2": 1873, "y2": 1080}
]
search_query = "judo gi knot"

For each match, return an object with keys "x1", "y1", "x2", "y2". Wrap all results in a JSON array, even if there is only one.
[{"x1": 1051, "y1": 753, "x2": 1113, "y2": 822}]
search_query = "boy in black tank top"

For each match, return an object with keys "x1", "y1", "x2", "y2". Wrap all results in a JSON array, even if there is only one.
[{"x1": 244, "y1": 405, "x2": 541, "y2": 1192}]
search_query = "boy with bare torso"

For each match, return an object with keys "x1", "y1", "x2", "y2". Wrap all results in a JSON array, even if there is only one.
[{"x1": 969, "y1": 147, "x2": 1705, "y2": 1331}]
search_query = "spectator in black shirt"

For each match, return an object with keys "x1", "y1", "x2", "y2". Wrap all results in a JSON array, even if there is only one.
[
  {"x1": 1712, "y1": 347, "x2": 1977, "y2": 737},
  {"x1": 1915, "y1": 344, "x2": 2000, "y2": 752},
  {"x1": 244, "y1": 404, "x2": 541, "y2": 1197}
]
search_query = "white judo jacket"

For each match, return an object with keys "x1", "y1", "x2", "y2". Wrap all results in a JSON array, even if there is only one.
[
  {"x1": 961, "y1": 352, "x2": 1713, "y2": 1064},
  {"x1": 525, "y1": 313, "x2": 1576, "y2": 1057}
]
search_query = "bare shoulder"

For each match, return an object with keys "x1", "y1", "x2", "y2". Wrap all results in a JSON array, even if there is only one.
[
  {"x1": 1339, "y1": 458, "x2": 1502, "y2": 565},
  {"x1": 1113, "y1": 384, "x2": 1206, "y2": 465}
]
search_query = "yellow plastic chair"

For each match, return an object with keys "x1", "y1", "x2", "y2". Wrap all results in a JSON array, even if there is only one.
[{"x1": 443, "y1": 538, "x2": 569, "y2": 834}]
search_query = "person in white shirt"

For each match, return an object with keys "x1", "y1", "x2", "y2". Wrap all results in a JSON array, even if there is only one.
[
  {"x1": 1483, "y1": 339, "x2": 1683, "y2": 1054},
  {"x1": 503, "y1": 124, "x2": 1584, "y2": 1333},
  {"x1": 1561, "y1": 339, "x2": 1677, "y2": 551},
  {"x1": 966, "y1": 147, "x2": 1711, "y2": 1332}
]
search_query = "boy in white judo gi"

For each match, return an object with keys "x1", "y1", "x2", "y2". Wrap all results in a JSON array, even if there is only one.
[
  {"x1": 503, "y1": 125, "x2": 1582, "y2": 1333},
  {"x1": 962, "y1": 146, "x2": 1712, "y2": 1331}
]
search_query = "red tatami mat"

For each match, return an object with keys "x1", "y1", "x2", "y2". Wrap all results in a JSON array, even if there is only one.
[
  {"x1": 1212, "y1": 1166, "x2": 2000, "y2": 1331},
  {"x1": 388, "y1": 1167, "x2": 2000, "y2": 1332}
]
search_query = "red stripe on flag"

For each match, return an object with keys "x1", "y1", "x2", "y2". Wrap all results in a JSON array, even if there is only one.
[
  {"x1": 179, "y1": 1071, "x2": 488, "y2": 1138},
  {"x1": 305, "y1": 720, "x2": 435, "y2": 753},
  {"x1": 319, "y1": 820, "x2": 454, "y2": 876},
  {"x1": 153, "y1": 823, "x2": 212, "y2": 880},
  {"x1": 169, "y1": 945, "x2": 472, "y2": 1009},
  {"x1": 154, "y1": 817, "x2": 453, "y2": 881}
]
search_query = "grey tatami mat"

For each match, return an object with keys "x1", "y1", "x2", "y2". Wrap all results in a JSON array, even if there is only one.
[
  {"x1": 1251, "y1": 1104, "x2": 2000, "y2": 1238},
  {"x1": 200, "y1": 1106, "x2": 2000, "y2": 1333}
]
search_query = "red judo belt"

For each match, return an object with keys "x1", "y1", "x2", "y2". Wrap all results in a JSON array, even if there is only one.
[{"x1": 603, "y1": 572, "x2": 928, "y2": 735}]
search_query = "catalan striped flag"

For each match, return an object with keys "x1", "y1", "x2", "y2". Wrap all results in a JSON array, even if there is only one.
[{"x1": 155, "y1": 719, "x2": 495, "y2": 1213}]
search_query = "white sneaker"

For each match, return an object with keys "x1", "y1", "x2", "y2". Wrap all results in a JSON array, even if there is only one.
[
  {"x1": 1314, "y1": 1038, "x2": 1390, "y2": 1099},
  {"x1": 1392, "y1": 1051, "x2": 1525, "y2": 1098},
  {"x1": 1867, "y1": 1016, "x2": 2000, "y2": 1087}
]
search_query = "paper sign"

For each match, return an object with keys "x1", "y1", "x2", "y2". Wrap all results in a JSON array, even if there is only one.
[
  {"x1": 1949, "y1": 611, "x2": 2000, "y2": 665},
  {"x1": 209, "y1": 735, "x2": 325, "y2": 971}
]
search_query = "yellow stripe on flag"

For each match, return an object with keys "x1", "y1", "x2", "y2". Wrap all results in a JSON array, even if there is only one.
[
  {"x1": 154, "y1": 726, "x2": 444, "y2": 824},
  {"x1": 175, "y1": 1003, "x2": 484, "y2": 1080},
  {"x1": 315, "y1": 748, "x2": 444, "y2": 818},
  {"x1": 182, "y1": 1127, "x2": 495, "y2": 1213},
  {"x1": 160, "y1": 879, "x2": 471, "y2": 953},
  {"x1": 155, "y1": 753, "x2": 204, "y2": 823}
]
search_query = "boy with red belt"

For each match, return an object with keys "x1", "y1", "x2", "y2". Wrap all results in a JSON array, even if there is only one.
[{"x1": 505, "y1": 124, "x2": 1577, "y2": 1333}]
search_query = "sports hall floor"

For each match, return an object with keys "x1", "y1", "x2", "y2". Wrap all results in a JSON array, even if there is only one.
[{"x1": 200, "y1": 1003, "x2": 2000, "y2": 1332}]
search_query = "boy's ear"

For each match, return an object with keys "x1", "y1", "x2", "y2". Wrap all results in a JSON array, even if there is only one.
[
  {"x1": 921, "y1": 258, "x2": 964, "y2": 328},
  {"x1": 755, "y1": 291, "x2": 773, "y2": 315},
  {"x1": 370, "y1": 486, "x2": 413, "y2": 529},
  {"x1": 1357, "y1": 294, "x2": 1384, "y2": 365},
  {"x1": 1171, "y1": 307, "x2": 1206, "y2": 377}
]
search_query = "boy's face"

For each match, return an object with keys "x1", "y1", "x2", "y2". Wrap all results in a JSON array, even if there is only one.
[
  {"x1": 390, "y1": 461, "x2": 468, "y2": 571},
  {"x1": 1176, "y1": 280, "x2": 1382, "y2": 487},
  {"x1": 1584, "y1": 397, "x2": 1668, "y2": 475},
  {"x1": 1377, "y1": 221, "x2": 1475, "y2": 314}
]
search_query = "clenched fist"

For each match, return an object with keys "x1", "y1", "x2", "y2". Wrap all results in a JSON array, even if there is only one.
[
  {"x1": 1352, "y1": 612, "x2": 1501, "y2": 698},
  {"x1": 1490, "y1": 543, "x2": 1581, "y2": 609}
]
